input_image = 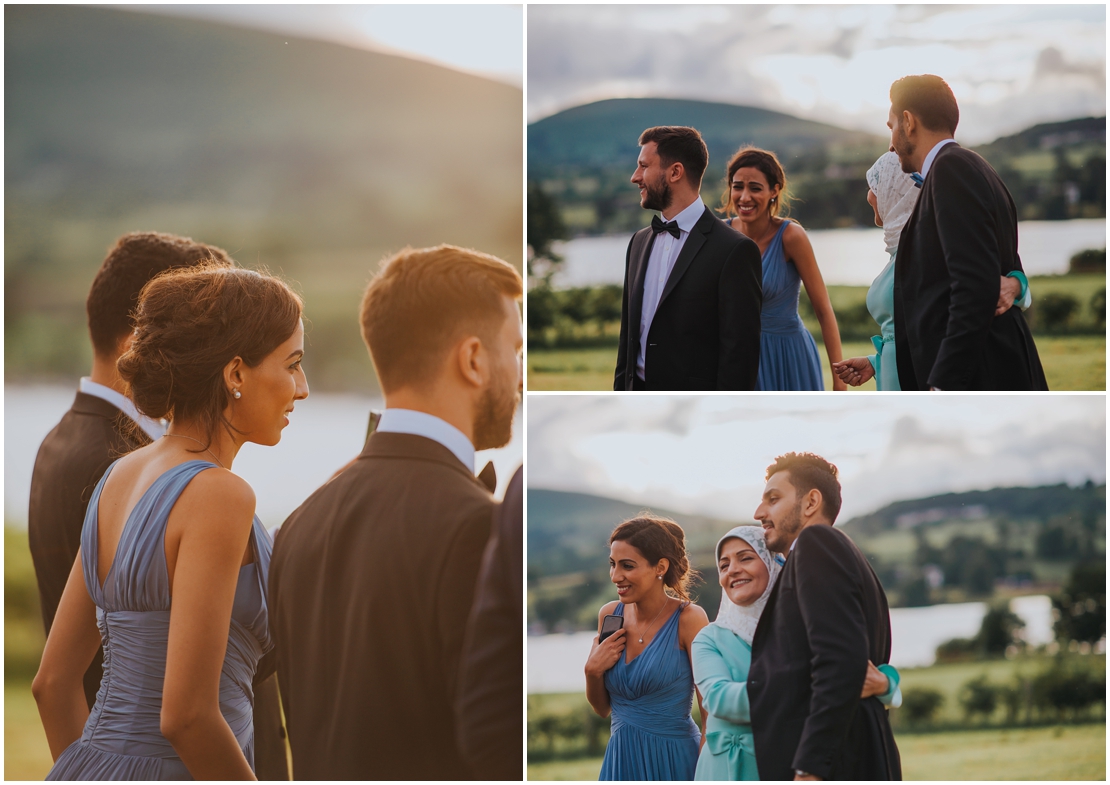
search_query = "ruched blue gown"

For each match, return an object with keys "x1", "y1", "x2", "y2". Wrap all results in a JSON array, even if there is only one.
[
  {"x1": 598, "y1": 602, "x2": 700, "y2": 781},
  {"x1": 751, "y1": 220, "x2": 824, "y2": 391},
  {"x1": 47, "y1": 460, "x2": 272, "y2": 781}
]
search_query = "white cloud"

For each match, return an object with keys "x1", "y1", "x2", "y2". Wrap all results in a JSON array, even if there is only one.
[
  {"x1": 528, "y1": 395, "x2": 1106, "y2": 524},
  {"x1": 528, "y1": 4, "x2": 1106, "y2": 143}
]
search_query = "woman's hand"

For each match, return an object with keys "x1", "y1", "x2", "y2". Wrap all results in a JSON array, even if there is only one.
[
  {"x1": 585, "y1": 629, "x2": 627, "y2": 678},
  {"x1": 832, "y1": 357, "x2": 875, "y2": 387},
  {"x1": 860, "y1": 660, "x2": 890, "y2": 699},
  {"x1": 995, "y1": 275, "x2": 1022, "y2": 316}
]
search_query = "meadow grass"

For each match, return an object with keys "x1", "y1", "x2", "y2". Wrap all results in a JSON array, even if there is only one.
[
  {"x1": 6, "y1": 682, "x2": 52, "y2": 781},
  {"x1": 526, "y1": 336, "x2": 1104, "y2": 391},
  {"x1": 527, "y1": 724, "x2": 1106, "y2": 780}
]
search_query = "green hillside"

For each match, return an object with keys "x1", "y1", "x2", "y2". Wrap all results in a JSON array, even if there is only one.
[
  {"x1": 6, "y1": 5, "x2": 522, "y2": 391},
  {"x1": 527, "y1": 97, "x2": 1105, "y2": 235},
  {"x1": 528, "y1": 97, "x2": 882, "y2": 174},
  {"x1": 528, "y1": 483, "x2": 1105, "y2": 631}
]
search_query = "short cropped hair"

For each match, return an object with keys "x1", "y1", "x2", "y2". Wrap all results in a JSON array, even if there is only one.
[
  {"x1": 765, "y1": 452, "x2": 842, "y2": 523},
  {"x1": 890, "y1": 75, "x2": 959, "y2": 134},
  {"x1": 639, "y1": 126, "x2": 709, "y2": 186},
  {"x1": 359, "y1": 244, "x2": 523, "y2": 393},
  {"x1": 86, "y1": 232, "x2": 233, "y2": 358}
]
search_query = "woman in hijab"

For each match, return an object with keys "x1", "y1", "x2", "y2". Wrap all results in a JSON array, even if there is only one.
[
  {"x1": 832, "y1": 151, "x2": 1029, "y2": 390},
  {"x1": 692, "y1": 526, "x2": 900, "y2": 780}
]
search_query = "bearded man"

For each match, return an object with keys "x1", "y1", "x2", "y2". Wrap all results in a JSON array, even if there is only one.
[
  {"x1": 269, "y1": 244, "x2": 522, "y2": 779},
  {"x1": 614, "y1": 125, "x2": 762, "y2": 391},
  {"x1": 748, "y1": 453, "x2": 901, "y2": 781}
]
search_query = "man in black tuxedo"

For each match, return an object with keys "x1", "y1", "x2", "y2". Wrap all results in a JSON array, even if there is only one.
[
  {"x1": 614, "y1": 126, "x2": 762, "y2": 391},
  {"x1": 748, "y1": 453, "x2": 901, "y2": 781},
  {"x1": 270, "y1": 244, "x2": 523, "y2": 779},
  {"x1": 27, "y1": 232, "x2": 289, "y2": 780},
  {"x1": 888, "y1": 74, "x2": 1048, "y2": 390}
]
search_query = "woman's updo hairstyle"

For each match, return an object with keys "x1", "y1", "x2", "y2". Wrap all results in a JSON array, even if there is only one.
[
  {"x1": 721, "y1": 146, "x2": 792, "y2": 219},
  {"x1": 609, "y1": 513, "x2": 700, "y2": 602},
  {"x1": 118, "y1": 262, "x2": 303, "y2": 447}
]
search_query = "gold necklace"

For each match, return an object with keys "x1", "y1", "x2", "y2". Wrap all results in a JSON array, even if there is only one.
[
  {"x1": 635, "y1": 597, "x2": 670, "y2": 644},
  {"x1": 164, "y1": 433, "x2": 226, "y2": 468}
]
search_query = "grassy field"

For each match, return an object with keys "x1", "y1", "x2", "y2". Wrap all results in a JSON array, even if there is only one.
[
  {"x1": 528, "y1": 335, "x2": 1103, "y2": 391},
  {"x1": 527, "y1": 724, "x2": 1106, "y2": 780},
  {"x1": 5, "y1": 682, "x2": 52, "y2": 780}
]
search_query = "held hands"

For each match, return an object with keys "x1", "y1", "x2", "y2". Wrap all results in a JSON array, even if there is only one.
[
  {"x1": 831, "y1": 357, "x2": 875, "y2": 387},
  {"x1": 860, "y1": 660, "x2": 890, "y2": 699},
  {"x1": 995, "y1": 275, "x2": 1022, "y2": 316},
  {"x1": 585, "y1": 629, "x2": 626, "y2": 678}
]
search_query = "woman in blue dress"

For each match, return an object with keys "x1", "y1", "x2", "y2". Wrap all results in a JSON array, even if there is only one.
[
  {"x1": 723, "y1": 147, "x2": 845, "y2": 391},
  {"x1": 33, "y1": 264, "x2": 308, "y2": 780},
  {"x1": 586, "y1": 514, "x2": 709, "y2": 781},
  {"x1": 832, "y1": 151, "x2": 1030, "y2": 389},
  {"x1": 693, "y1": 525, "x2": 902, "y2": 781}
]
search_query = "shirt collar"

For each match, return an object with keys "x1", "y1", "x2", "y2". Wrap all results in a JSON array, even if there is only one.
[
  {"x1": 375, "y1": 408, "x2": 475, "y2": 473},
  {"x1": 920, "y1": 138, "x2": 957, "y2": 180},
  {"x1": 662, "y1": 196, "x2": 705, "y2": 233},
  {"x1": 79, "y1": 377, "x2": 165, "y2": 441}
]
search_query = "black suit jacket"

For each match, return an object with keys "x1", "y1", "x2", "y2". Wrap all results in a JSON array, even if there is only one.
[
  {"x1": 455, "y1": 465, "x2": 523, "y2": 780},
  {"x1": 29, "y1": 391, "x2": 149, "y2": 708},
  {"x1": 614, "y1": 206, "x2": 762, "y2": 390},
  {"x1": 893, "y1": 143, "x2": 1048, "y2": 390},
  {"x1": 269, "y1": 431, "x2": 495, "y2": 780},
  {"x1": 748, "y1": 525, "x2": 901, "y2": 781},
  {"x1": 28, "y1": 389, "x2": 289, "y2": 780}
]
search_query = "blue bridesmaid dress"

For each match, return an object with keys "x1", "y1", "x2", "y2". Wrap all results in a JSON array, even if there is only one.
[
  {"x1": 46, "y1": 460, "x2": 272, "y2": 780},
  {"x1": 753, "y1": 220, "x2": 824, "y2": 391},
  {"x1": 865, "y1": 253, "x2": 901, "y2": 391},
  {"x1": 598, "y1": 602, "x2": 700, "y2": 781}
]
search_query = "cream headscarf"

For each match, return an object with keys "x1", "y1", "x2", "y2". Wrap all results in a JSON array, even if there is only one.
[
  {"x1": 866, "y1": 151, "x2": 920, "y2": 256},
  {"x1": 711, "y1": 525, "x2": 782, "y2": 645}
]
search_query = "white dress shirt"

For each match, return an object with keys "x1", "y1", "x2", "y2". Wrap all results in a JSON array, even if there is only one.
[
  {"x1": 920, "y1": 138, "x2": 957, "y2": 180},
  {"x1": 637, "y1": 197, "x2": 706, "y2": 380},
  {"x1": 376, "y1": 408, "x2": 475, "y2": 473},
  {"x1": 79, "y1": 377, "x2": 165, "y2": 441}
]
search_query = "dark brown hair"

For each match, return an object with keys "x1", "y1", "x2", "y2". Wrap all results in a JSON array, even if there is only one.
[
  {"x1": 360, "y1": 244, "x2": 522, "y2": 393},
  {"x1": 117, "y1": 263, "x2": 303, "y2": 446},
  {"x1": 639, "y1": 126, "x2": 710, "y2": 186},
  {"x1": 765, "y1": 452, "x2": 842, "y2": 522},
  {"x1": 721, "y1": 146, "x2": 792, "y2": 219},
  {"x1": 86, "y1": 232, "x2": 234, "y2": 358},
  {"x1": 890, "y1": 74, "x2": 959, "y2": 134},
  {"x1": 609, "y1": 513, "x2": 700, "y2": 602}
]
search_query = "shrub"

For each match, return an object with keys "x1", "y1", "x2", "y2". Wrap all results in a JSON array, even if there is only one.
[
  {"x1": 901, "y1": 687, "x2": 945, "y2": 725},
  {"x1": 1090, "y1": 288, "x2": 1105, "y2": 327},
  {"x1": 1034, "y1": 292, "x2": 1080, "y2": 332},
  {"x1": 959, "y1": 675, "x2": 998, "y2": 722}
]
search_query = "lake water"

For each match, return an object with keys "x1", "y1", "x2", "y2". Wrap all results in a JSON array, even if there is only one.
[
  {"x1": 4, "y1": 385, "x2": 522, "y2": 532},
  {"x1": 550, "y1": 219, "x2": 1106, "y2": 288},
  {"x1": 527, "y1": 594, "x2": 1055, "y2": 694}
]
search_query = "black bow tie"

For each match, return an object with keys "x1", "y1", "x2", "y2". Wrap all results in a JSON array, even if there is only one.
[{"x1": 651, "y1": 215, "x2": 681, "y2": 239}]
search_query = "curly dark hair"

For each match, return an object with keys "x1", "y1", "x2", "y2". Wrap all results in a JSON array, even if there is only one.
[
  {"x1": 117, "y1": 263, "x2": 303, "y2": 447},
  {"x1": 765, "y1": 452, "x2": 842, "y2": 522},
  {"x1": 610, "y1": 513, "x2": 700, "y2": 602}
]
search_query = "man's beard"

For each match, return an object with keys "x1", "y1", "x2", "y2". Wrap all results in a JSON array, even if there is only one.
[
  {"x1": 641, "y1": 173, "x2": 672, "y2": 213},
  {"x1": 472, "y1": 372, "x2": 519, "y2": 451},
  {"x1": 893, "y1": 127, "x2": 916, "y2": 173},
  {"x1": 765, "y1": 499, "x2": 804, "y2": 554}
]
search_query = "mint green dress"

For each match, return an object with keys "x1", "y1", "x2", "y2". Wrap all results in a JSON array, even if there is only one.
[
  {"x1": 692, "y1": 625, "x2": 758, "y2": 781},
  {"x1": 865, "y1": 252, "x2": 900, "y2": 391}
]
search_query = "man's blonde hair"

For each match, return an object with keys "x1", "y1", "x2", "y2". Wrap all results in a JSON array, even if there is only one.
[{"x1": 359, "y1": 244, "x2": 522, "y2": 392}]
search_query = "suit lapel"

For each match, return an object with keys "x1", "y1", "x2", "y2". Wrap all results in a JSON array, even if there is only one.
[
  {"x1": 657, "y1": 206, "x2": 712, "y2": 308},
  {"x1": 628, "y1": 229, "x2": 655, "y2": 350}
]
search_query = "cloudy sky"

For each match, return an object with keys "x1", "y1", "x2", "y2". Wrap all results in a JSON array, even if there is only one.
[
  {"x1": 528, "y1": 395, "x2": 1105, "y2": 524},
  {"x1": 528, "y1": 4, "x2": 1105, "y2": 143},
  {"x1": 124, "y1": 4, "x2": 523, "y2": 86}
]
